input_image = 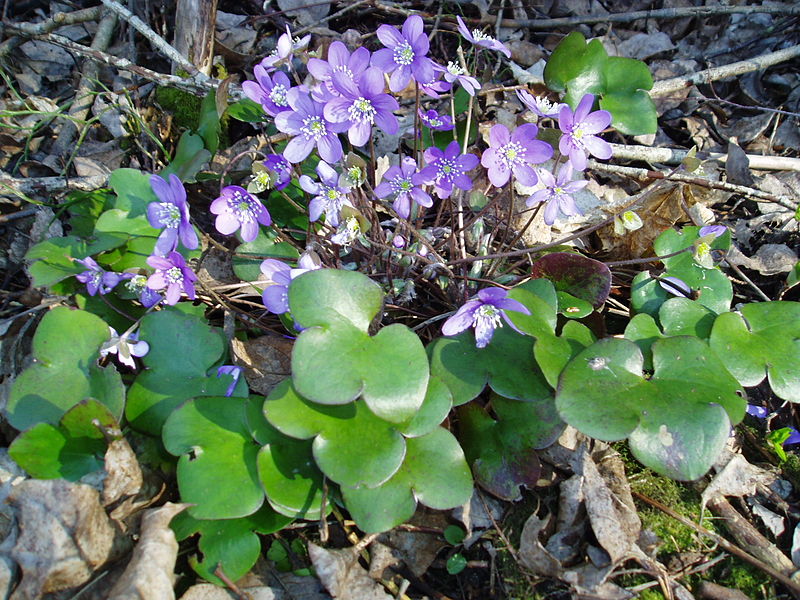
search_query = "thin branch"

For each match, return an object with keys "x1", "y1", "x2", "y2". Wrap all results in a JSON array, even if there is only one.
[
  {"x1": 294, "y1": 0, "x2": 371, "y2": 37},
  {"x1": 0, "y1": 174, "x2": 109, "y2": 198},
  {"x1": 0, "y1": 5, "x2": 103, "y2": 58}
]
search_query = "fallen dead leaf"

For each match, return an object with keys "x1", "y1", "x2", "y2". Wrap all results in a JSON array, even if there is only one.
[
  {"x1": 231, "y1": 336, "x2": 293, "y2": 396},
  {"x1": 701, "y1": 453, "x2": 776, "y2": 510},
  {"x1": 308, "y1": 543, "x2": 392, "y2": 600}
]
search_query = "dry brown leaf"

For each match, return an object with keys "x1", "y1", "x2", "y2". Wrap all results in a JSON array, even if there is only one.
[
  {"x1": 6, "y1": 479, "x2": 130, "y2": 599},
  {"x1": 106, "y1": 503, "x2": 186, "y2": 600},
  {"x1": 230, "y1": 336, "x2": 293, "y2": 396},
  {"x1": 308, "y1": 544, "x2": 392, "y2": 600},
  {"x1": 179, "y1": 573, "x2": 329, "y2": 600},
  {"x1": 379, "y1": 509, "x2": 449, "y2": 576},
  {"x1": 701, "y1": 453, "x2": 776, "y2": 510},
  {"x1": 518, "y1": 513, "x2": 563, "y2": 577},
  {"x1": 103, "y1": 438, "x2": 164, "y2": 528}
]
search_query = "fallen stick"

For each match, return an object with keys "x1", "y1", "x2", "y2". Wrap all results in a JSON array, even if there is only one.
[{"x1": 607, "y1": 143, "x2": 800, "y2": 173}]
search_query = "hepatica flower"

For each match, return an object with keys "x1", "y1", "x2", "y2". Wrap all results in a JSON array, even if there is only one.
[
  {"x1": 275, "y1": 89, "x2": 348, "y2": 164},
  {"x1": 308, "y1": 41, "x2": 370, "y2": 95},
  {"x1": 527, "y1": 163, "x2": 588, "y2": 225},
  {"x1": 242, "y1": 68, "x2": 293, "y2": 117},
  {"x1": 249, "y1": 154, "x2": 292, "y2": 194},
  {"x1": 372, "y1": 15, "x2": 436, "y2": 92},
  {"x1": 516, "y1": 89, "x2": 565, "y2": 119},
  {"x1": 123, "y1": 273, "x2": 161, "y2": 307},
  {"x1": 210, "y1": 186, "x2": 271, "y2": 242},
  {"x1": 76, "y1": 257, "x2": 121, "y2": 296},
  {"x1": 216, "y1": 365, "x2": 243, "y2": 397},
  {"x1": 558, "y1": 94, "x2": 612, "y2": 171},
  {"x1": 259, "y1": 25, "x2": 311, "y2": 72},
  {"x1": 146, "y1": 251, "x2": 198, "y2": 305},
  {"x1": 456, "y1": 16, "x2": 511, "y2": 58},
  {"x1": 324, "y1": 67, "x2": 399, "y2": 147},
  {"x1": 260, "y1": 253, "x2": 320, "y2": 314},
  {"x1": 418, "y1": 109, "x2": 454, "y2": 131},
  {"x1": 417, "y1": 140, "x2": 478, "y2": 199},
  {"x1": 442, "y1": 287, "x2": 530, "y2": 348},
  {"x1": 374, "y1": 156, "x2": 432, "y2": 219},
  {"x1": 147, "y1": 173, "x2": 198, "y2": 255},
  {"x1": 441, "y1": 62, "x2": 480, "y2": 96},
  {"x1": 100, "y1": 326, "x2": 149, "y2": 369},
  {"x1": 481, "y1": 123, "x2": 553, "y2": 188},
  {"x1": 299, "y1": 161, "x2": 352, "y2": 227}
]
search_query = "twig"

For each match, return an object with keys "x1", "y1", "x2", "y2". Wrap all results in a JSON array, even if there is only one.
[
  {"x1": 633, "y1": 490, "x2": 800, "y2": 596},
  {"x1": 0, "y1": 5, "x2": 103, "y2": 58},
  {"x1": 588, "y1": 160, "x2": 799, "y2": 212},
  {"x1": 723, "y1": 260, "x2": 772, "y2": 302},
  {"x1": 98, "y1": 0, "x2": 205, "y2": 79},
  {"x1": 605, "y1": 143, "x2": 800, "y2": 174},
  {"x1": 294, "y1": 0, "x2": 371, "y2": 37},
  {"x1": 651, "y1": 43, "x2": 800, "y2": 97},
  {"x1": 0, "y1": 174, "x2": 109, "y2": 198},
  {"x1": 213, "y1": 565, "x2": 250, "y2": 600}
]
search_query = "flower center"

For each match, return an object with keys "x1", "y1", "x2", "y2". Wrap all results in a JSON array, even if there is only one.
[
  {"x1": 268, "y1": 83, "x2": 289, "y2": 107},
  {"x1": 437, "y1": 159, "x2": 459, "y2": 182},
  {"x1": 473, "y1": 304, "x2": 502, "y2": 329},
  {"x1": 301, "y1": 116, "x2": 327, "y2": 140},
  {"x1": 346, "y1": 166, "x2": 362, "y2": 186},
  {"x1": 348, "y1": 97, "x2": 376, "y2": 123},
  {"x1": 572, "y1": 126, "x2": 585, "y2": 140},
  {"x1": 554, "y1": 186, "x2": 565, "y2": 195},
  {"x1": 165, "y1": 266, "x2": 183, "y2": 284},
  {"x1": 534, "y1": 97, "x2": 555, "y2": 113},
  {"x1": 472, "y1": 30, "x2": 494, "y2": 42},
  {"x1": 446, "y1": 61, "x2": 464, "y2": 76},
  {"x1": 499, "y1": 141, "x2": 524, "y2": 169},
  {"x1": 125, "y1": 275, "x2": 147, "y2": 293},
  {"x1": 393, "y1": 42, "x2": 415, "y2": 66},
  {"x1": 391, "y1": 177, "x2": 414, "y2": 194},
  {"x1": 228, "y1": 189, "x2": 259, "y2": 222},
  {"x1": 157, "y1": 203, "x2": 181, "y2": 228}
]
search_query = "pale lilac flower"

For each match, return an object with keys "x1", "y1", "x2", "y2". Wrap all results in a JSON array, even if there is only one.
[
  {"x1": 418, "y1": 76, "x2": 451, "y2": 98},
  {"x1": 210, "y1": 186, "x2": 271, "y2": 242},
  {"x1": 456, "y1": 16, "x2": 511, "y2": 58},
  {"x1": 699, "y1": 225, "x2": 726, "y2": 239},
  {"x1": 330, "y1": 215, "x2": 364, "y2": 247},
  {"x1": 558, "y1": 94, "x2": 612, "y2": 171},
  {"x1": 371, "y1": 15, "x2": 436, "y2": 92},
  {"x1": 147, "y1": 174, "x2": 198, "y2": 255},
  {"x1": 442, "y1": 287, "x2": 530, "y2": 348},
  {"x1": 216, "y1": 365, "x2": 243, "y2": 397},
  {"x1": 527, "y1": 163, "x2": 588, "y2": 225},
  {"x1": 785, "y1": 428, "x2": 800, "y2": 445},
  {"x1": 299, "y1": 161, "x2": 353, "y2": 227},
  {"x1": 481, "y1": 123, "x2": 553, "y2": 188},
  {"x1": 242, "y1": 68, "x2": 293, "y2": 117},
  {"x1": 516, "y1": 89, "x2": 566, "y2": 119},
  {"x1": 323, "y1": 67, "x2": 399, "y2": 146},
  {"x1": 657, "y1": 276, "x2": 693, "y2": 299},
  {"x1": 307, "y1": 41, "x2": 370, "y2": 95},
  {"x1": 100, "y1": 326, "x2": 149, "y2": 369},
  {"x1": 146, "y1": 251, "x2": 198, "y2": 305},
  {"x1": 418, "y1": 109, "x2": 454, "y2": 131},
  {"x1": 417, "y1": 140, "x2": 479, "y2": 199},
  {"x1": 249, "y1": 154, "x2": 292, "y2": 194},
  {"x1": 259, "y1": 25, "x2": 311, "y2": 72},
  {"x1": 75, "y1": 257, "x2": 121, "y2": 296},
  {"x1": 440, "y1": 62, "x2": 480, "y2": 96},
  {"x1": 746, "y1": 404, "x2": 768, "y2": 419},
  {"x1": 260, "y1": 253, "x2": 320, "y2": 314},
  {"x1": 275, "y1": 89, "x2": 348, "y2": 164},
  {"x1": 122, "y1": 273, "x2": 161, "y2": 308},
  {"x1": 374, "y1": 157, "x2": 432, "y2": 219}
]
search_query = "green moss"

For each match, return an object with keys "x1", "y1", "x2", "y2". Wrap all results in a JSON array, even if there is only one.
[
  {"x1": 155, "y1": 87, "x2": 203, "y2": 131},
  {"x1": 715, "y1": 557, "x2": 774, "y2": 599},
  {"x1": 781, "y1": 452, "x2": 800, "y2": 490}
]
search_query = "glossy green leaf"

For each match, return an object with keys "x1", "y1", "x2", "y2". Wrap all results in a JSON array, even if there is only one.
[
  {"x1": 25, "y1": 236, "x2": 87, "y2": 288},
  {"x1": 544, "y1": 32, "x2": 607, "y2": 96},
  {"x1": 397, "y1": 376, "x2": 452, "y2": 438},
  {"x1": 709, "y1": 302, "x2": 800, "y2": 402},
  {"x1": 600, "y1": 90, "x2": 657, "y2": 136},
  {"x1": 290, "y1": 268, "x2": 383, "y2": 331},
  {"x1": 163, "y1": 396, "x2": 264, "y2": 520},
  {"x1": 557, "y1": 337, "x2": 745, "y2": 480},
  {"x1": 264, "y1": 380, "x2": 406, "y2": 488},
  {"x1": 196, "y1": 88, "x2": 220, "y2": 156},
  {"x1": 447, "y1": 554, "x2": 468, "y2": 575},
  {"x1": 444, "y1": 525, "x2": 466, "y2": 545},
  {"x1": 126, "y1": 307, "x2": 232, "y2": 434},
  {"x1": 227, "y1": 98, "x2": 266, "y2": 122},
  {"x1": 533, "y1": 320, "x2": 596, "y2": 387},
  {"x1": 556, "y1": 291, "x2": 593, "y2": 318},
  {"x1": 160, "y1": 132, "x2": 211, "y2": 183},
  {"x1": 603, "y1": 56, "x2": 653, "y2": 94},
  {"x1": 7, "y1": 307, "x2": 124, "y2": 430},
  {"x1": 341, "y1": 428, "x2": 472, "y2": 533}
]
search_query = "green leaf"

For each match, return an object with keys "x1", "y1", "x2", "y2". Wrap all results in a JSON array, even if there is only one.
[
  {"x1": 556, "y1": 337, "x2": 746, "y2": 480},
  {"x1": 444, "y1": 525, "x2": 466, "y2": 545},
  {"x1": 163, "y1": 396, "x2": 264, "y2": 520},
  {"x1": 544, "y1": 32, "x2": 608, "y2": 96},
  {"x1": 709, "y1": 302, "x2": 800, "y2": 402},
  {"x1": 227, "y1": 98, "x2": 266, "y2": 122},
  {"x1": 290, "y1": 268, "x2": 383, "y2": 331},
  {"x1": 341, "y1": 428, "x2": 473, "y2": 533},
  {"x1": 108, "y1": 168, "x2": 156, "y2": 218},
  {"x1": 603, "y1": 56, "x2": 653, "y2": 94},
  {"x1": 600, "y1": 90, "x2": 657, "y2": 136},
  {"x1": 25, "y1": 236, "x2": 87, "y2": 288},
  {"x1": 397, "y1": 376, "x2": 453, "y2": 438},
  {"x1": 7, "y1": 307, "x2": 123, "y2": 430},
  {"x1": 264, "y1": 380, "x2": 406, "y2": 488},
  {"x1": 172, "y1": 507, "x2": 292, "y2": 585},
  {"x1": 529, "y1": 252, "x2": 611, "y2": 308},
  {"x1": 232, "y1": 229, "x2": 299, "y2": 282},
  {"x1": 126, "y1": 307, "x2": 231, "y2": 434},
  {"x1": 556, "y1": 291, "x2": 593, "y2": 318},
  {"x1": 447, "y1": 554, "x2": 468, "y2": 575},
  {"x1": 160, "y1": 132, "x2": 211, "y2": 183},
  {"x1": 533, "y1": 320, "x2": 596, "y2": 387},
  {"x1": 197, "y1": 87, "x2": 220, "y2": 155}
]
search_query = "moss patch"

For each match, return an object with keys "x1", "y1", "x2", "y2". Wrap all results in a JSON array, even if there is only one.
[{"x1": 155, "y1": 87, "x2": 203, "y2": 131}]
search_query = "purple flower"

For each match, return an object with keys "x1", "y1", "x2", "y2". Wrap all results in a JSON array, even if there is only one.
[
  {"x1": 216, "y1": 365, "x2": 243, "y2": 397},
  {"x1": 372, "y1": 15, "x2": 436, "y2": 93},
  {"x1": 242, "y1": 68, "x2": 293, "y2": 117},
  {"x1": 440, "y1": 62, "x2": 480, "y2": 96},
  {"x1": 275, "y1": 89, "x2": 348, "y2": 164},
  {"x1": 100, "y1": 326, "x2": 149, "y2": 369},
  {"x1": 418, "y1": 109, "x2": 454, "y2": 131},
  {"x1": 147, "y1": 174, "x2": 198, "y2": 256},
  {"x1": 260, "y1": 253, "x2": 320, "y2": 314},
  {"x1": 259, "y1": 25, "x2": 311, "y2": 72},
  {"x1": 146, "y1": 251, "x2": 198, "y2": 305},
  {"x1": 250, "y1": 154, "x2": 292, "y2": 193},
  {"x1": 481, "y1": 123, "x2": 553, "y2": 188},
  {"x1": 299, "y1": 161, "x2": 353, "y2": 227},
  {"x1": 558, "y1": 94, "x2": 612, "y2": 171},
  {"x1": 307, "y1": 41, "x2": 370, "y2": 95},
  {"x1": 746, "y1": 404, "x2": 768, "y2": 419},
  {"x1": 785, "y1": 428, "x2": 800, "y2": 446},
  {"x1": 527, "y1": 163, "x2": 588, "y2": 225},
  {"x1": 323, "y1": 67, "x2": 399, "y2": 147},
  {"x1": 122, "y1": 273, "x2": 161, "y2": 307},
  {"x1": 657, "y1": 276, "x2": 693, "y2": 299},
  {"x1": 699, "y1": 225, "x2": 726, "y2": 239},
  {"x1": 374, "y1": 157, "x2": 432, "y2": 219},
  {"x1": 456, "y1": 16, "x2": 511, "y2": 58},
  {"x1": 210, "y1": 186, "x2": 272, "y2": 242},
  {"x1": 418, "y1": 76, "x2": 451, "y2": 98},
  {"x1": 417, "y1": 140, "x2": 479, "y2": 199},
  {"x1": 516, "y1": 89, "x2": 566, "y2": 119},
  {"x1": 442, "y1": 287, "x2": 531, "y2": 348},
  {"x1": 75, "y1": 257, "x2": 121, "y2": 296}
]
